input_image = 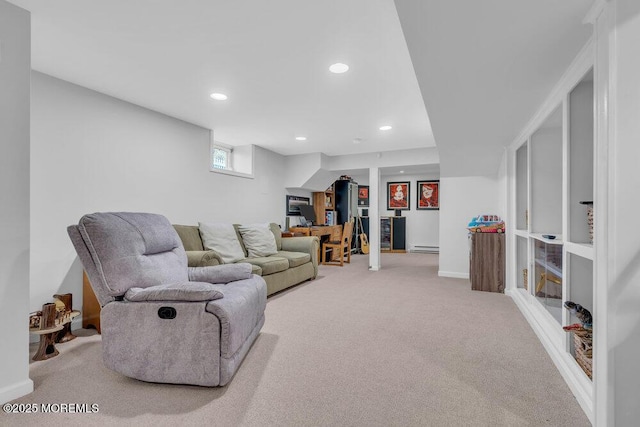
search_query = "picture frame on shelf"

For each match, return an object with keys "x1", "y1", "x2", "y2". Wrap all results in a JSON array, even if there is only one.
[
  {"x1": 358, "y1": 185, "x2": 369, "y2": 207},
  {"x1": 286, "y1": 195, "x2": 310, "y2": 216},
  {"x1": 387, "y1": 181, "x2": 410, "y2": 210},
  {"x1": 417, "y1": 180, "x2": 439, "y2": 210}
]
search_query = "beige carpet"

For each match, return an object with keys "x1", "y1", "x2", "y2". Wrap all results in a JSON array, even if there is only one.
[{"x1": 2, "y1": 254, "x2": 590, "y2": 426}]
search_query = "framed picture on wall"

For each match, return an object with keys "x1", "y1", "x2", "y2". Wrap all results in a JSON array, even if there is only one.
[
  {"x1": 286, "y1": 195, "x2": 310, "y2": 216},
  {"x1": 417, "y1": 180, "x2": 439, "y2": 210},
  {"x1": 387, "y1": 181, "x2": 410, "y2": 210},
  {"x1": 358, "y1": 185, "x2": 369, "y2": 207}
]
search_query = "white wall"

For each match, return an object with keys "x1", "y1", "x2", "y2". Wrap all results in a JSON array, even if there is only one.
[
  {"x1": 377, "y1": 174, "x2": 440, "y2": 250},
  {"x1": 438, "y1": 175, "x2": 502, "y2": 278},
  {"x1": 0, "y1": 0, "x2": 33, "y2": 403},
  {"x1": 30, "y1": 72, "x2": 288, "y2": 315},
  {"x1": 530, "y1": 126, "x2": 563, "y2": 235},
  {"x1": 609, "y1": 1, "x2": 640, "y2": 423}
]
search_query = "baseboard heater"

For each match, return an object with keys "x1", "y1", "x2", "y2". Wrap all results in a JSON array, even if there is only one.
[{"x1": 410, "y1": 245, "x2": 439, "y2": 254}]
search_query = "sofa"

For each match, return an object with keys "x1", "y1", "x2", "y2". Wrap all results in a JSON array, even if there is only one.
[
  {"x1": 68, "y1": 212, "x2": 266, "y2": 386},
  {"x1": 173, "y1": 223, "x2": 319, "y2": 296}
]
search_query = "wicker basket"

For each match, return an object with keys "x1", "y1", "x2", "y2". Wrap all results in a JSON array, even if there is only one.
[
  {"x1": 573, "y1": 332, "x2": 593, "y2": 380},
  {"x1": 523, "y1": 268, "x2": 528, "y2": 290}
]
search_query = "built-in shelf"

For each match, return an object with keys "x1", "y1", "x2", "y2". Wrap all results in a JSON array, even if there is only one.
[
  {"x1": 514, "y1": 229, "x2": 528, "y2": 237},
  {"x1": 508, "y1": 63, "x2": 595, "y2": 421},
  {"x1": 530, "y1": 233, "x2": 564, "y2": 245},
  {"x1": 565, "y1": 241, "x2": 594, "y2": 260}
]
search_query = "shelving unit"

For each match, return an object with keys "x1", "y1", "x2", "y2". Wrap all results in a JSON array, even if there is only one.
[
  {"x1": 312, "y1": 185, "x2": 335, "y2": 225},
  {"x1": 508, "y1": 66, "x2": 595, "y2": 420}
]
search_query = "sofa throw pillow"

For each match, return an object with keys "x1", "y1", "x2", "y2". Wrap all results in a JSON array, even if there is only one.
[
  {"x1": 198, "y1": 222, "x2": 246, "y2": 264},
  {"x1": 238, "y1": 223, "x2": 278, "y2": 258}
]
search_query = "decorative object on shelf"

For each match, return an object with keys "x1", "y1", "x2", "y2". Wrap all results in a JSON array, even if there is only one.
[
  {"x1": 564, "y1": 301, "x2": 593, "y2": 328},
  {"x1": 29, "y1": 296, "x2": 81, "y2": 361},
  {"x1": 358, "y1": 185, "x2": 369, "y2": 207},
  {"x1": 535, "y1": 271, "x2": 562, "y2": 295},
  {"x1": 467, "y1": 214, "x2": 505, "y2": 233},
  {"x1": 542, "y1": 234, "x2": 556, "y2": 240},
  {"x1": 563, "y1": 323, "x2": 593, "y2": 379},
  {"x1": 580, "y1": 201, "x2": 594, "y2": 243},
  {"x1": 286, "y1": 195, "x2": 310, "y2": 216},
  {"x1": 417, "y1": 180, "x2": 439, "y2": 210},
  {"x1": 387, "y1": 181, "x2": 410, "y2": 210},
  {"x1": 523, "y1": 268, "x2": 528, "y2": 290},
  {"x1": 325, "y1": 211, "x2": 335, "y2": 225},
  {"x1": 573, "y1": 332, "x2": 593, "y2": 379},
  {"x1": 339, "y1": 175, "x2": 353, "y2": 181}
]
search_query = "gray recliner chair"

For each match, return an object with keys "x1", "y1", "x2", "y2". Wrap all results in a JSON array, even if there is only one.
[{"x1": 67, "y1": 212, "x2": 267, "y2": 386}]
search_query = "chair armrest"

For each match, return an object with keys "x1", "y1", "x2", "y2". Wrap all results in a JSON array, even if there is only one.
[
  {"x1": 124, "y1": 282, "x2": 224, "y2": 302},
  {"x1": 281, "y1": 236, "x2": 319, "y2": 264},
  {"x1": 186, "y1": 250, "x2": 223, "y2": 267},
  {"x1": 188, "y1": 263, "x2": 253, "y2": 284}
]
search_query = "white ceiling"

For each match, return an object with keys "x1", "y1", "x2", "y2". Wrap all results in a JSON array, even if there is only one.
[
  {"x1": 10, "y1": 0, "x2": 434, "y2": 157},
  {"x1": 10, "y1": 0, "x2": 595, "y2": 178},
  {"x1": 394, "y1": 0, "x2": 593, "y2": 177}
]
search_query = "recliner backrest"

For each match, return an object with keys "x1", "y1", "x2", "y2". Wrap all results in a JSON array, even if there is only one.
[{"x1": 68, "y1": 212, "x2": 188, "y2": 304}]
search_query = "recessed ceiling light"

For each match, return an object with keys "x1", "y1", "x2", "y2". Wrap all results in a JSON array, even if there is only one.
[
  {"x1": 210, "y1": 93, "x2": 228, "y2": 101},
  {"x1": 329, "y1": 63, "x2": 349, "y2": 74},
  {"x1": 400, "y1": 170, "x2": 405, "y2": 174},
  {"x1": 295, "y1": 136, "x2": 307, "y2": 141},
  {"x1": 379, "y1": 125, "x2": 392, "y2": 131}
]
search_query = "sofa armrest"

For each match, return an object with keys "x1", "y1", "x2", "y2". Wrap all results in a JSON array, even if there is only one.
[
  {"x1": 188, "y1": 263, "x2": 253, "y2": 284},
  {"x1": 124, "y1": 282, "x2": 224, "y2": 302},
  {"x1": 186, "y1": 250, "x2": 223, "y2": 267}
]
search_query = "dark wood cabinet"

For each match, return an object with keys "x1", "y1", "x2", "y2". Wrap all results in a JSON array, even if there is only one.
[{"x1": 470, "y1": 233, "x2": 505, "y2": 293}]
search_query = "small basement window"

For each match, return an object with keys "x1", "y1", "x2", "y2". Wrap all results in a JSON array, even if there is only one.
[
  {"x1": 210, "y1": 138, "x2": 254, "y2": 179},
  {"x1": 212, "y1": 145, "x2": 232, "y2": 171}
]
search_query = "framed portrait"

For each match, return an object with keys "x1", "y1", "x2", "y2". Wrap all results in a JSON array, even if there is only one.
[
  {"x1": 417, "y1": 180, "x2": 439, "y2": 210},
  {"x1": 286, "y1": 195, "x2": 310, "y2": 216},
  {"x1": 358, "y1": 185, "x2": 369, "y2": 207},
  {"x1": 387, "y1": 181, "x2": 410, "y2": 210}
]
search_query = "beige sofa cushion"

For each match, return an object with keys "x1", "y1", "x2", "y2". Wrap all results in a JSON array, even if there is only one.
[
  {"x1": 173, "y1": 225, "x2": 204, "y2": 251},
  {"x1": 276, "y1": 251, "x2": 311, "y2": 268},
  {"x1": 238, "y1": 224, "x2": 278, "y2": 258},
  {"x1": 244, "y1": 257, "x2": 289, "y2": 275},
  {"x1": 198, "y1": 222, "x2": 245, "y2": 263}
]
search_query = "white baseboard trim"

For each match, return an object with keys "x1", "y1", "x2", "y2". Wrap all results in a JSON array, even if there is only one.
[
  {"x1": 438, "y1": 271, "x2": 469, "y2": 279},
  {"x1": 509, "y1": 291, "x2": 594, "y2": 423},
  {"x1": 0, "y1": 379, "x2": 33, "y2": 404}
]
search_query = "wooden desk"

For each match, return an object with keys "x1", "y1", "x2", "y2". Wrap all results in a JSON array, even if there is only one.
[
  {"x1": 289, "y1": 225, "x2": 341, "y2": 240},
  {"x1": 288, "y1": 225, "x2": 342, "y2": 259}
]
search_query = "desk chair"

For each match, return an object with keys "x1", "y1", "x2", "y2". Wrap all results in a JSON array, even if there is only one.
[{"x1": 322, "y1": 221, "x2": 354, "y2": 266}]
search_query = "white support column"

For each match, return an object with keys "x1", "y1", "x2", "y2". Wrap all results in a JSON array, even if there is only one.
[
  {"x1": 0, "y1": 0, "x2": 33, "y2": 404},
  {"x1": 368, "y1": 167, "x2": 381, "y2": 271}
]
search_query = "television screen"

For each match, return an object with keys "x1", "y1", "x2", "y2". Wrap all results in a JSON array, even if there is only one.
[{"x1": 298, "y1": 205, "x2": 317, "y2": 225}]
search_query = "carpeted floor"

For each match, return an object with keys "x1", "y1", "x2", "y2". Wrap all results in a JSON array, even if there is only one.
[{"x1": 2, "y1": 254, "x2": 590, "y2": 426}]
